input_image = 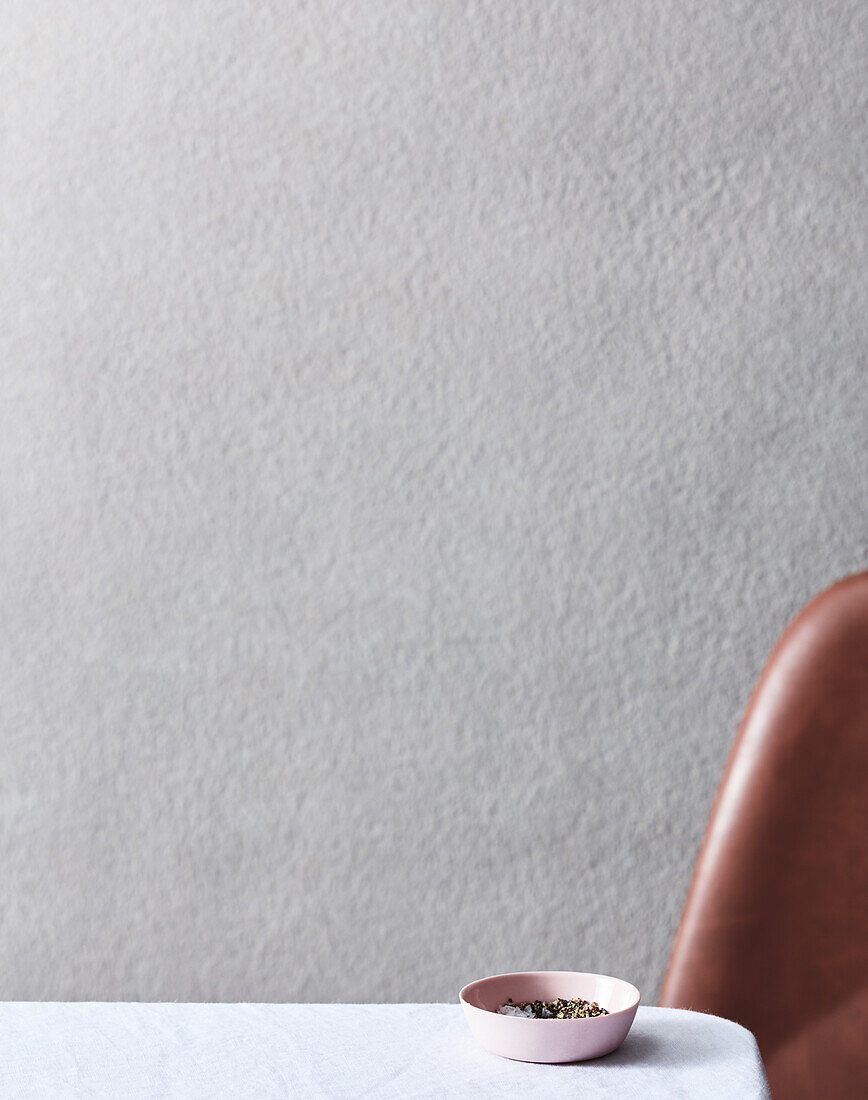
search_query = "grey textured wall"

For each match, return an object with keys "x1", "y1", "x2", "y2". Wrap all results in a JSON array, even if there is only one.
[{"x1": 1, "y1": 0, "x2": 866, "y2": 1003}]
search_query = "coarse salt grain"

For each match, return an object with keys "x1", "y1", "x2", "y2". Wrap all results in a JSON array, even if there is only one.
[{"x1": 497, "y1": 1003, "x2": 552, "y2": 1016}]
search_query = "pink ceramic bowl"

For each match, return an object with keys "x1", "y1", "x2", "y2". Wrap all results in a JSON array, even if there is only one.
[{"x1": 460, "y1": 970, "x2": 640, "y2": 1063}]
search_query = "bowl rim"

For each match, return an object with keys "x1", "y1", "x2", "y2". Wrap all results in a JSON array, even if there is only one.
[{"x1": 459, "y1": 970, "x2": 641, "y2": 1021}]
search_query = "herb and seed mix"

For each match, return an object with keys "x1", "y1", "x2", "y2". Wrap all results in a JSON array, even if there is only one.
[{"x1": 498, "y1": 997, "x2": 608, "y2": 1019}]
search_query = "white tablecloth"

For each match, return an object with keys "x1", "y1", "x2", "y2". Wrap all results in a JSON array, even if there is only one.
[{"x1": 0, "y1": 1002, "x2": 770, "y2": 1098}]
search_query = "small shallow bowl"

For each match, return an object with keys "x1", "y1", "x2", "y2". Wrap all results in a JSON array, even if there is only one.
[{"x1": 460, "y1": 970, "x2": 640, "y2": 1063}]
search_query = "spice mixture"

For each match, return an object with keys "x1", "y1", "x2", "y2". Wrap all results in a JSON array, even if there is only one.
[{"x1": 498, "y1": 997, "x2": 608, "y2": 1019}]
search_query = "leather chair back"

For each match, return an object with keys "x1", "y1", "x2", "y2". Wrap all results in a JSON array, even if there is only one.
[{"x1": 659, "y1": 573, "x2": 868, "y2": 1099}]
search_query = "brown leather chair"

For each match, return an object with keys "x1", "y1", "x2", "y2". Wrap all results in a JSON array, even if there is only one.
[{"x1": 659, "y1": 573, "x2": 868, "y2": 1099}]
